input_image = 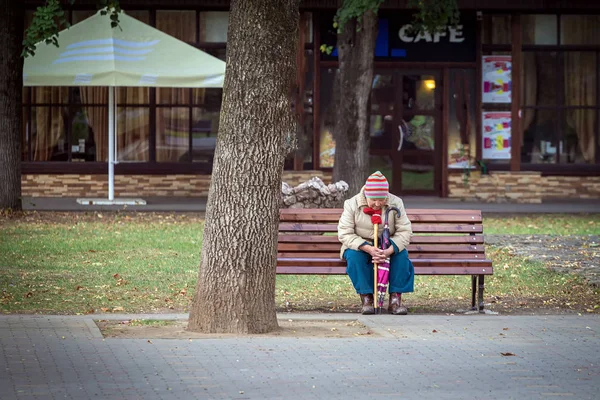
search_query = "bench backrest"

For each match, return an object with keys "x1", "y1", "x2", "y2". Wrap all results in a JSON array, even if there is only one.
[{"x1": 278, "y1": 208, "x2": 485, "y2": 261}]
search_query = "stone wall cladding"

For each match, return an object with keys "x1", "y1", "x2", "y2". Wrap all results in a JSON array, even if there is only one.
[
  {"x1": 24, "y1": 171, "x2": 596, "y2": 202},
  {"x1": 448, "y1": 171, "x2": 600, "y2": 203},
  {"x1": 22, "y1": 171, "x2": 333, "y2": 197}
]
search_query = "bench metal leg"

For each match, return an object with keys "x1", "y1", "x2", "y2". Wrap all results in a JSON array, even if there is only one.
[
  {"x1": 478, "y1": 274, "x2": 485, "y2": 313},
  {"x1": 471, "y1": 275, "x2": 477, "y2": 310}
]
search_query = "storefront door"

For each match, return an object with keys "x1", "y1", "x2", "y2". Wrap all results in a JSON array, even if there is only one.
[{"x1": 370, "y1": 69, "x2": 442, "y2": 196}]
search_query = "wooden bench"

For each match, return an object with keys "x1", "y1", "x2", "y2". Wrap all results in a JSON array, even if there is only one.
[{"x1": 277, "y1": 208, "x2": 493, "y2": 312}]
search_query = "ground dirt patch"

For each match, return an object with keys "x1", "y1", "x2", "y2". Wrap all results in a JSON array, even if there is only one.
[
  {"x1": 95, "y1": 319, "x2": 377, "y2": 339},
  {"x1": 486, "y1": 234, "x2": 600, "y2": 286}
]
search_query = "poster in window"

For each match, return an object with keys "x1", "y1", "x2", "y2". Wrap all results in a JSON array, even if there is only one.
[
  {"x1": 482, "y1": 56, "x2": 512, "y2": 103},
  {"x1": 482, "y1": 112, "x2": 511, "y2": 159}
]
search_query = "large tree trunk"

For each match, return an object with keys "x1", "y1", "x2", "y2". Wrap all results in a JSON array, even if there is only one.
[
  {"x1": 0, "y1": 0, "x2": 24, "y2": 211},
  {"x1": 188, "y1": 0, "x2": 299, "y2": 334},
  {"x1": 332, "y1": 12, "x2": 378, "y2": 196}
]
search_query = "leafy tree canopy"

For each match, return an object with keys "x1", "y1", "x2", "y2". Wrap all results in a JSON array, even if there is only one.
[{"x1": 22, "y1": 0, "x2": 122, "y2": 58}]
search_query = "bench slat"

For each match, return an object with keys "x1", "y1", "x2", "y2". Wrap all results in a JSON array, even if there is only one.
[
  {"x1": 280, "y1": 213, "x2": 482, "y2": 223},
  {"x1": 279, "y1": 223, "x2": 484, "y2": 234},
  {"x1": 278, "y1": 252, "x2": 487, "y2": 259},
  {"x1": 280, "y1": 208, "x2": 483, "y2": 216},
  {"x1": 276, "y1": 266, "x2": 493, "y2": 275},
  {"x1": 278, "y1": 244, "x2": 485, "y2": 253},
  {"x1": 277, "y1": 257, "x2": 492, "y2": 268},
  {"x1": 278, "y1": 234, "x2": 485, "y2": 245}
]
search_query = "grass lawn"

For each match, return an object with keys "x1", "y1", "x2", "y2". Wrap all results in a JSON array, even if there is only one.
[{"x1": 1, "y1": 211, "x2": 599, "y2": 315}]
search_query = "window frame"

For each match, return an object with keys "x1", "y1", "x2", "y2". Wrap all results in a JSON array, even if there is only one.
[{"x1": 482, "y1": 12, "x2": 600, "y2": 172}]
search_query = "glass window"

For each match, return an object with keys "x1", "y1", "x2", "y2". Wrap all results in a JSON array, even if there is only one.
[
  {"x1": 302, "y1": 12, "x2": 313, "y2": 44},
  {"x1": 483, "y1": 15, "x2": 511, "y2": 44},
  {"x1": 32, "y1": 87, "x2": 68, "y2": 104},
  {"x1": 31, "y1": 107, "x2": 68, "y2": 161},
  {"x1": 75, "y1": 88, "x2": 108, "y2": 162},
  {"x1": 117, "y1": 107, "x2": 149, "y2": 161},
  {"x1": 157, "y1": 10, "x2": 196, "y2": 42},
  {"x1": 522, "y1": 15, "x2": 557, "y2": 45},
  {"x1": 522, "y1": 109, "x2": 560, "y2": 164},
  {"x1": 370, "y1": 155, "x2": 393, "y2": 183},
  {"x1": 71, "y1": 107, "x2": 97, "y2": 162},
  {"x1": 563, "y1": 109, "x2": 597, "y2": 164},
  {"x1": 199, "y1": 12, "x2": 228, "y2": 43},
  {"x1": 403, "y1": 74, "x2": 436, "y2": 111},
  {"x1": 22, "y1": 109, "x2": 30, "y2": 161},
  {"x1": 564, "y1": 52, "x2": 597, "y2": 107},
  {"x1": 318, "y1": 68, "x2": 337, "y2": 168},
  {"x1": 448, "y1": 69, "x2": 478, "y2": 168},
  {"x1": 117, "y1": 87, "x2": 149, "y2": 105},
  {"x1": 561, "y1": 15, "x2": 600, "y2": 45},
  {"x1": 521, "y1": 52, "x2": 558, "y2": 106},
  {"x1": 193, "y1": 88, "x2": 223, "y2": 109},
  {"x1": 158, "y1": 88, "x2": 190, "y2": 105},
  {"x1": 156, "y1": 108, "x2": 190, "y2": 162},
  {"x1": 191, "y1": 108, "x2": 219, "y2": 165}
]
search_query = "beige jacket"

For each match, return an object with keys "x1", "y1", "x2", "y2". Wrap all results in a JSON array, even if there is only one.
[{"x1": 337, "y1": 187, "x2": 412, "y2": 258}]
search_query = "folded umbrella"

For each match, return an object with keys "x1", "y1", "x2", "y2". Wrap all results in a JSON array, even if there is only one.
[{"x1": 376, "y1": 206, "x2": 401, "y2": 312}]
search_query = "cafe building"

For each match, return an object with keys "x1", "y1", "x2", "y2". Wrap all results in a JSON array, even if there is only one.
[{"x1": 21, "y1": 0, "x2": 600, "y2": 202}]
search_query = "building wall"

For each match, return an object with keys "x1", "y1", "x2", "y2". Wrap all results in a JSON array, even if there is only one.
[
  {"x1": 21, "y1": 171, "x2": 333, "y2": 198},
  {"x1": 448, "y1": 172, "x2": 600, "y2": 203}
]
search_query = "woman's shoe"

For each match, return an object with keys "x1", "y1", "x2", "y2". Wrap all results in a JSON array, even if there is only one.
[
  {"x1": 388, "y1": 293, "x2": 408, "y2": 315},
  {"x1": 360, "y1": 294, "x2": 375, "y2": 315}
]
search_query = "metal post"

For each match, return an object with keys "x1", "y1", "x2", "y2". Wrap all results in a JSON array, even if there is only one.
[
  {"x1": 478, "y1": 274, "x2": 485, "y2": 313},
  {"x1": 471, "y1": 275, "x2": 477, "y2": 310},
  {"x1": 108, "y1": 86, "x2": 115, "y2": 201}
]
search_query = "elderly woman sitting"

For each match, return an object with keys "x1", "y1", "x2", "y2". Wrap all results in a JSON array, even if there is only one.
[{"x1": 337, "y1": 171, "x2": 414, "y2": 315}]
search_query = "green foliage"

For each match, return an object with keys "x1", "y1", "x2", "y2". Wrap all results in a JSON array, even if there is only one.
[
  {"x1": 22, "y1": 0, "x2": 122, "y2": 58},
  {"x1": 408, "y1": 0, "x2": 460, "y2": 34},
  {"x1": 334, "y1": 0, "x2": 385, "y2": 33},
  {"x1": 321, "y1": 0, "x2": 460, "y2": 54}
]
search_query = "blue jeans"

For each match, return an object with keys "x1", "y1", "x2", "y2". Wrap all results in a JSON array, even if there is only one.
[{"x1": 344, "y1": 248, "x2": 415, "y2": 295}]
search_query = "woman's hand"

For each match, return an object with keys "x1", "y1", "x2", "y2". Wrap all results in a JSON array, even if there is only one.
[{"x1": 362, "y1": 245, "x2": 388, "y2": 264}]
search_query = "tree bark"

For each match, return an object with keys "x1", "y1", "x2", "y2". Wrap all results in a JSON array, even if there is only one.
[
  {"x1": 188, "y1": 0, "x2": 299, "y2": 334},
  {"x1": 331, "y1": 11, "x2": 378, "y2": 196},
  {"x1": 0, "y1": 0, "x2": 24, "y2": 211}
]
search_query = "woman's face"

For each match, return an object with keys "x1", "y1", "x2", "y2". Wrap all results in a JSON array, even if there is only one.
[{"x1": 366, "y1": 197, "x2": 387, "y2": 210}]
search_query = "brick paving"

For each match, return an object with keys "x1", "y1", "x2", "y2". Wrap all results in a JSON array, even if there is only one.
[{"x1": 1, "y1": 313, "x2": 599, "y2": 399}]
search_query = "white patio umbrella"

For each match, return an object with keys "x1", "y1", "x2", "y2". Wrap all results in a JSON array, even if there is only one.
[{"x1": 23, "y1": 9, "x2": 225, "y2": 204}]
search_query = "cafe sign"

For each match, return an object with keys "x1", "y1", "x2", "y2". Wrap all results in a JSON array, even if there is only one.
[{"x1": 320, "y1": 11, "x2": 476, "y2": 62}]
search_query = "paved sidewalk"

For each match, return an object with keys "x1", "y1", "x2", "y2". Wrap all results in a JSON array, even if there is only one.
[
  {"x1": 21, "y1": 196, "x2": 600, "y2": 214},
  {"x1": 1, "y1": 313, "x2": 598, "y2": 399}
]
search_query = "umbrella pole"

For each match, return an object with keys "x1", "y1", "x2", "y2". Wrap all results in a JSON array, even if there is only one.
[
  {"x1": 373, "y1": 224, "x2": 378, "y2": 313},
  {"x1": 108, "y1": 86, "x2": 115, "y2": 201}
]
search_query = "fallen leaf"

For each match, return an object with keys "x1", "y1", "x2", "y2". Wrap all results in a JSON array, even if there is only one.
[
  {"x1": 432, "y1": 330, "x2": 438, "y2": 333},
  {"x1": 501, "y1": 352, "x2": 516, "y2": 356},
  {"x1": 113, "y1": 306, "x2": 124, "y2": 312},
  {"x1": 100, "y1": 307, "x2": 110, "y2": 312},
  {"x1": 76, "y1": 285, "x2": 84, "y2": 290},
  {"x1": 503, "y1": 327, "x2": 509, "y2": 331},
  {"x1": 147, "y1": 340, "x2": 153, "y2": 344},
  {"x1": 113, "y1": 273, "x2": 120, "y2": 279}
]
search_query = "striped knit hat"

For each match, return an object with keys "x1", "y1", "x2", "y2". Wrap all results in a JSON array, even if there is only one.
[{"x1": 364, "y1": 171, "x2": 389, "y2": 199}]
